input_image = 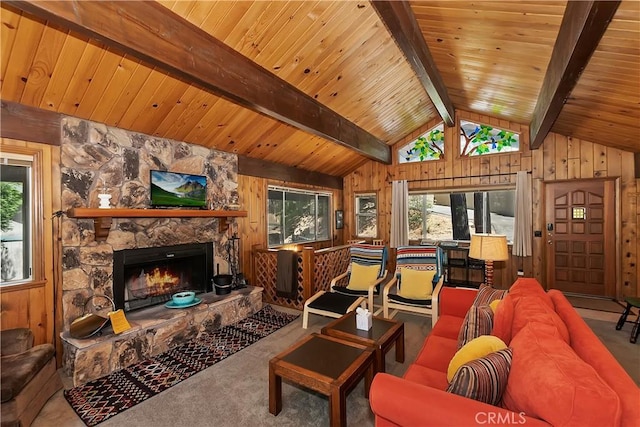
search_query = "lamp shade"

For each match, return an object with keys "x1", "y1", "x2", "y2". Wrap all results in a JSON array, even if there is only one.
[{"x1": 469, "y1": 234, "x2": 509, "y2": 261}]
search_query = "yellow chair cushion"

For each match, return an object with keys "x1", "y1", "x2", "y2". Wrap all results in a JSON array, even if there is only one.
[
  {"x1": 399, "y1": 268, "x2": 435, "y2": 299},
  {"x1": 447, "y1": 335, "x2": 507, "y2": 382},
  {"x1": 346, "y1": 263, "x2": 380, "y2": 291}
]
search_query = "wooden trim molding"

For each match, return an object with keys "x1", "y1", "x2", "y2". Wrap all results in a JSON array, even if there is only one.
[
  {"x1": 7, "y1": 1, "x2": 391, "y2": 164},
  {"x1": 529, "y1": 1, "x2": 620, "y2": 149}
]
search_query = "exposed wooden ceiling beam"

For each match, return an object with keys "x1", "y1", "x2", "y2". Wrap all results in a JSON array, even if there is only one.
[
  {"x1": 237, "y1": 156, "x2": 343, "y2": 190},
  {"x1": 7, "y1": 0, "x2": 391, "y2": 164},
  {"x1": 529, "y1": 1, "x2": 620, "y2": 149},
  {"x1": 1, "y1": 100, "x2": 62, "y2": 145},
  {"x1": 371, "y1": 0, "x2": 455, "y2": 127}
]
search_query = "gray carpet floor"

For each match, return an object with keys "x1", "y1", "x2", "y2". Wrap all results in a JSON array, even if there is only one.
[{"x1": 33, "y1": 304, "x2": 639, "y2": 427}]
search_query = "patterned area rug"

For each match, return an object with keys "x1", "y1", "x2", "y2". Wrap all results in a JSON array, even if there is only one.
[{"x1": 64, "y1": 305, "x2": 299, "y2": 426}]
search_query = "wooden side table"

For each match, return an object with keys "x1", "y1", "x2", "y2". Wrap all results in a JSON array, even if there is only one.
[
  {"x1": 321, "y1": 310, "x2": 404, "y2": 373},
  {"x1": 269, "y1": 333, "x2": 375, "y2": 427}
]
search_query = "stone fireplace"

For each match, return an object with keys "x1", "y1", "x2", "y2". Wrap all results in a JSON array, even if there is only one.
[
  {"x1": 58, "y1": 118, "x2": 260, "y2": 385},
  {"x1": 60, "y1": 117, "x2": 239, "y2": 330},
  {"x1": 113, "y1": 242, "x2": 214, "y2": 312}
]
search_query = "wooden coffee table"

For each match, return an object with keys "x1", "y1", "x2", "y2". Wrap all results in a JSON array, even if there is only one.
[
  {"x1": 269, "y1": 333, "x2": 375, "y2": 427},
  {"x1": 321, "y1": 310, "x2": 404, "y2": 373}
]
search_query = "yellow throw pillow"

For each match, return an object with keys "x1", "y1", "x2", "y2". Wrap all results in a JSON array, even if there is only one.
[
  {"x1": 399, "y1": 268, "x2": 435, "y2": 299},
  {"x1": 447, "y1": 335, "x2": 507, "y2": 382},
  {"x1": 346, "y1": 263, "x2": 380, "y2": 291},
  {"x1": 489, "y1": 299, "x2": 502, "y2": 313}
]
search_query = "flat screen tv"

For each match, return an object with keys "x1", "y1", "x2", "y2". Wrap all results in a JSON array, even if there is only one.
[{"x1": 150, "y1": 170, "x2": 207, "y2": 208}]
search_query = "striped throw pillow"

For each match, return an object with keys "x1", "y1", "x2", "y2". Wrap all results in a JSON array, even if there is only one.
[
  {"x1": 447, "y1": 348, "x2": 513, "y2": 406},
  {"x1": 457, "y1": 304, "x2": 494, "y2": 349},
  {"x1": 473, "y1": 284, "x2": 508, "y2": 306}
]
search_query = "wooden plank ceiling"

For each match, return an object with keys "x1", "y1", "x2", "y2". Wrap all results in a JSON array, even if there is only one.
[{"x1": 1, "y1": 1, "x2": 638, "y2": 179}]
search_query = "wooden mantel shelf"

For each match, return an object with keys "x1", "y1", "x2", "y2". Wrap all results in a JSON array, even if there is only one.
[{"x1": 67, "y1": 208, "x2": 247, "y2": 240}]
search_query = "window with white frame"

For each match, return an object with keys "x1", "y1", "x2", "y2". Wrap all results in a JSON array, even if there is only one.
[
  {"x1": 267, "y1": 186, "x2": 330, "y2": 247},
  {"x1": 1, "y1": 155, "x2": 33, "y2": 285},
  {"x1": 408, "y1": 189, "x2": 515, "y2": 243},
  {"x1": 355, "y1": 192, "x2": 377, "y2": 238}
]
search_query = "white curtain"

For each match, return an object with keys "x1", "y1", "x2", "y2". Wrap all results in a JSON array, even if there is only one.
[
  {"x1": 390, "y1": 180, "x2": 409, "y2": 248},
  {"x1": 512, "y1": 171, "x2": 532, "y2": 256}
]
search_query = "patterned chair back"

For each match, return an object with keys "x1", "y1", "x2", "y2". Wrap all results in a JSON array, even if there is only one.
[
  {"x1": 394, "y1": 245, "x2": 443, "y2": 287},
  {"x1": 348, "y1": 244, "x2": 388, "y2": 279}
]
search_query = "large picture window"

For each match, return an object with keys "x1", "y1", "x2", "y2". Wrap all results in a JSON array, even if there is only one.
[
  {"x1": 267, "y1": 186, "x2": 330, "y2": 247},
  {"x1": 408, "y1": 189, "x2": 515, "y2": 242},
  {"x1": 355, "y1": 193, "x2": 377, "y2": 238},
  {"x1": 1, "y1": 156, "x2": 33, "y2": 284}
]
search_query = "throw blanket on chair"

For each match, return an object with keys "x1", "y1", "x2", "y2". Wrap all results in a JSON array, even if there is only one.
[{"x1": 276, "y1": 250, "x2": 298, "y2": 299}]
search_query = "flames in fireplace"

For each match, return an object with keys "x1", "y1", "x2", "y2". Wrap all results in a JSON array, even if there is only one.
[
  {"x1": 113, "y1": 243, "x2": 214, "y2": 312},
  {"x1": 129, "y1": 267, "x2": 181, "y2": 298}
]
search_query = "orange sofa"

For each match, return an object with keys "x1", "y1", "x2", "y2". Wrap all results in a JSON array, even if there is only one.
[{"x1": 370, "y1": 278, "x2": 640, "y2": 426}]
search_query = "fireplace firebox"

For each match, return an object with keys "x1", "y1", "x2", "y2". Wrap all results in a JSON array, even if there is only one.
[{"x1": 113, "y1": 243, "x2": 214, "y2": 312}]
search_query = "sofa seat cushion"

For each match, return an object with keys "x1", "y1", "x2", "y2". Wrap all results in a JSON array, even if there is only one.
[
  {"x1": 1, "y1": 344, "x2": 55, "y2": 403},
  {"x1": 503, "y1": 322, "x2": 621, "y2": 427},
  {"x1": 430, "y1": 314, "x2": 465, "y2": 340},
  {"x1": 404, "y1": 364, "x2": 449, "y2": 390},
  {"x1": 413, "y1": 335, "x2": 459, "y2": 373}
]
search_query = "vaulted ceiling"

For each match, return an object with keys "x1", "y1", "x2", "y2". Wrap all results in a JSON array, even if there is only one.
[{"x1": 1, "y1": 1, "x2": 638, "y2": 178}]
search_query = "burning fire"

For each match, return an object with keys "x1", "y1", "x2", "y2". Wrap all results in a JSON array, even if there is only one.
[{"x1": 129, "y1": 267, "x2": 181, "y2": 298}]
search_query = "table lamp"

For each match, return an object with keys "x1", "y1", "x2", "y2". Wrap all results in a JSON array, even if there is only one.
[{"x1": 469, "y1": 234, "x2": 509, "y2": 287}]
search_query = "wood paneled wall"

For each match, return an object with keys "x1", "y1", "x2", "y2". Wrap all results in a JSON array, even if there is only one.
[
  {"x1": 236, "y1": 175, "x2": 343, "y2": 287},
  {"x1": 0, "y1": 139, "x2": 60, "y2": 345},
  {"x1": 343, "y1": 110, "x2": 638, "y2": 297}
]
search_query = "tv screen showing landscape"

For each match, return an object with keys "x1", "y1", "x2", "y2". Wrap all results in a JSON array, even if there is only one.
[{"x1": 150, "y1": 170, "x2": 207, "y2": 208}]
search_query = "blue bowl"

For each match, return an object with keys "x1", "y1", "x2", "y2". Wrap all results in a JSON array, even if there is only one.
[{"x1": 172, "y1": 291, "x2": 196, "y2": 305}]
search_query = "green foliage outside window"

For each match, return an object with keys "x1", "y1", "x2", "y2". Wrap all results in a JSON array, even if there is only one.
[{"x1": 0, "y1": 182, "x2": 22, "y2": 231}]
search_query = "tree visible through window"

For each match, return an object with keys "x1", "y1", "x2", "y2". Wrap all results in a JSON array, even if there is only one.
[
  {"x1": 1, "y1": 160, "x2": 32, "y2": 284},
  {"x1": 459, "y1": 120, "x2": 519, "y2": 157},
  {"x1": 267, "y1": 186, "x2": 330, "y2": 247},
  {"x1": 408, "y1": 190, "x2": 515, "y2": 242},
  {"x1": 355, "y1": 193, "x2": 377, "y2": 238}
]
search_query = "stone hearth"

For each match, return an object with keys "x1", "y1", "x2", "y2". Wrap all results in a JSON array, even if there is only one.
[{"x1": 61, "y1": 286, "x2": 263, "y2": 386}]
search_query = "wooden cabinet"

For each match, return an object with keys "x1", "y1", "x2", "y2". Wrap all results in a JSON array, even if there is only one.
[{"x1": 442, "y1": 246, "x2": 485, "y2": 288}]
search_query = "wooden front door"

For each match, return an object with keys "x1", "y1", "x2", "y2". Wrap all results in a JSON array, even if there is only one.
[{"x1": 545, "y1": 180, "x2": 615, "y2": 297}]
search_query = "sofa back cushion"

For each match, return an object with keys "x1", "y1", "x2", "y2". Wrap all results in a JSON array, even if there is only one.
[
  {"x1": 508, "y1": 278, "x2": 554, "y2": 308},
  {"x1": 549, "y1": 290, "x2": 640, "y2": 426},
  {"x1": 492, "y1": 293, "x2": 515, "y2": 344},
  {"x1": 503, "y1": 322, "x2": 621, "y2": 427},
  {"x1": 511, "y1": 295, "x2": 570, "y2": 345}
]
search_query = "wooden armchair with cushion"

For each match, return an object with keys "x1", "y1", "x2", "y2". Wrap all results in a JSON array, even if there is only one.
[
  {"x1": 382, "y1": 245, "x2": 444, "y2": 327},
  {"x1": 302, "y1": 244, "x2": 388, "y2": 328},
  {"x1": 1, "y1": 328, "x2": 62, "y2": 427}
]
